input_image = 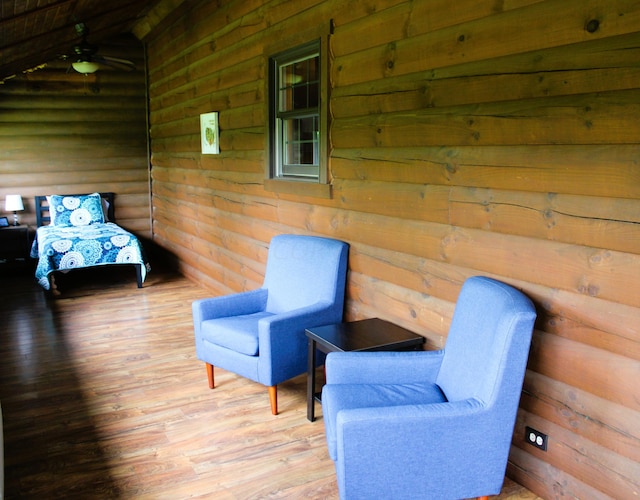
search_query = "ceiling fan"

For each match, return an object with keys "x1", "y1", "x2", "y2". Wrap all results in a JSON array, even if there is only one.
[{"x1": 66, "y1": 22, "x2": 136, "y2": 74}]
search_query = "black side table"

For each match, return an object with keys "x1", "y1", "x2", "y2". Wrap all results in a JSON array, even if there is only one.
[{"x1": 305, "y1": 318, "x2": 425, "y2": 421}]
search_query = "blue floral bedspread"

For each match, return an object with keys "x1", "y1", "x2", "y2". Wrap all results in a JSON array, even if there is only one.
[{"x1": 30, "y1": 222, "x2": 149, "y2": 290}]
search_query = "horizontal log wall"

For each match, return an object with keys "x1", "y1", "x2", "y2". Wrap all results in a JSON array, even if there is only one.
[
  {"x1": 0, "y1": 35, "x2": 151, "y2": 236},
  {"x1": 145, "y1": 1, "x2": 640, "y2": 498}
]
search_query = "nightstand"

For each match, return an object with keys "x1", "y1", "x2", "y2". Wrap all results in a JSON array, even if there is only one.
[{"x1": 0, "y1": 225, "x2": 31, "y2": 265}]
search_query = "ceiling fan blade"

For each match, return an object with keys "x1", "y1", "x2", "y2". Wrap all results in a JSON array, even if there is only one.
[{"x1": 93, "y1": 55, "x2": 136, "y2": 71}]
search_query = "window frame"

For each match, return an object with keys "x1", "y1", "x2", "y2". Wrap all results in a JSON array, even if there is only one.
[
  {"x1": 271, "y1": 42, "x2": 320, "y2": 180},
  {"x1": 265, "y1": 28, "x2": 331, "y2": 199}
]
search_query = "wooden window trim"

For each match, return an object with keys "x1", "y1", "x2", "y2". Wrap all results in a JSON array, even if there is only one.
[
  {"x1": 263, "y1": 178, "x2": 331, "y2": 199},
  {"x1": 264, "y1": 22, "x2": 333, "y2": 200}
]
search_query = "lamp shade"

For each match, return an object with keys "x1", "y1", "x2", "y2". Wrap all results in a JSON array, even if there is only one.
[
  {"x1": 72, "y1": 61, "x2": 100, "y2": 74},
  {"x1": 5, "y1": 194, "x2": 24, "y2": 212}
]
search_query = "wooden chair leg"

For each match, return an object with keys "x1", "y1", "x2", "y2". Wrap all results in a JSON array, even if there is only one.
[
  {"x1": 268, "y1": 385, "x2": 278, "y2": 415},
  {"x1": 206, "y1": 363, "x2": 214, "y2": 389}
]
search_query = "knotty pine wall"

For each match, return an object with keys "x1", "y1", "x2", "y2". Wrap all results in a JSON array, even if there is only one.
[
  {"x1": 144, "y1": 1, "x2": 640, "y2": 498},
  {"x1": 0, "y1": 34, "x2": 151, "y2": 237}
]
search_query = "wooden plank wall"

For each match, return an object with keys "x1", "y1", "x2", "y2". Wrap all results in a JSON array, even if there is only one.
[
  {"x1": 144, "y1": 1, "x2": 640, "y2": 498},
  {"x1": 0, "y1": 34, "x2": 151, "y2": 236}
]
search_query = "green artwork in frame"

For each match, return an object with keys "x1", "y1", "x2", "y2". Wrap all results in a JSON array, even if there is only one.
[{"x1": 200, "y1": 112, "x2": 220, "y2": 154}]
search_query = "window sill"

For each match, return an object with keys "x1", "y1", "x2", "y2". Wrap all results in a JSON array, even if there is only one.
[{"x1": 264, "y1": 179, "x2": 332, "y2": 199}]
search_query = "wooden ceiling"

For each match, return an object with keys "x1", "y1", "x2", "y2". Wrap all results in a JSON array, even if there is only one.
[{"x1": 0, "y1": 0, "x2": 161, "y2": 80}]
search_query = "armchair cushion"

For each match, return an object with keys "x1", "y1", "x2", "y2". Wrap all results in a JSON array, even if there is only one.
[
  {"x1": 193, "y1": 288, "x2": 268, "y2": 357},
  {"x1": 201, "y1": 311, "x2": 274, "y2": 356}
]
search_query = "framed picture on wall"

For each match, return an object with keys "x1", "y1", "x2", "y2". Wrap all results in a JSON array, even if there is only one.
[{"x1": 200, "y1": 112, "x2": 220, "y2": 154}]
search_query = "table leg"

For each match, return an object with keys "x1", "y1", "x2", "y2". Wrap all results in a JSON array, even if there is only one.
[{"x1": 307, "y1": 338, "x2": 317, "y2": 421}]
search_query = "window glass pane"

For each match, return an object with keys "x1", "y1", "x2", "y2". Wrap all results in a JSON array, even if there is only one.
[
  {"x1": 283, "y1": 116, "x2": 318, "y2": 165},
  {"x1": 278, "y1": 54, "x2": 319, "y2": 112}
]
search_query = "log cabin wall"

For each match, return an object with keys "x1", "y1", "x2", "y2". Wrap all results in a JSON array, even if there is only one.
[
  {"x1": 144, "y1": 0, "x2": 639, "y2": 498},
  {"x1": 0, "y1": 34, "x2": 151, "y2": 236}
]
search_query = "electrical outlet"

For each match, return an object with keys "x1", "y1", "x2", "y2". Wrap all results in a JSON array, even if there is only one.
[{"x1": 525, "y1": 426, "x2": 548, "y2": 451}]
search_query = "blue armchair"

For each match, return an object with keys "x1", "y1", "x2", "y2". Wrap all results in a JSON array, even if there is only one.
[
  {"x1": 193, "y1": 234, "x2": 349, "y2": 415},
  {"x1": 322, "y1": 276, "x2": 537, "y2": 500}
]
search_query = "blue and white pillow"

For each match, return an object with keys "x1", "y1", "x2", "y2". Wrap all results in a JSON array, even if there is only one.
[{"x1": 49, "y1": 193, "x2": 105, "y2": 227}]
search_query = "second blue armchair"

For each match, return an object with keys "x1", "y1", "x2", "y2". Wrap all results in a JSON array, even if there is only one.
[
  {"x1": 322, "y1": 276, "x2": 537, "y2": 499},
  {"x1": 193, "y1": 234, "x2": 349, "y2": 415}
]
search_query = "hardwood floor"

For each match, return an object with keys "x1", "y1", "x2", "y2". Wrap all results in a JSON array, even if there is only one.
[{"x1": 0, "y1": 266, "x2": 542, "y2": 499}]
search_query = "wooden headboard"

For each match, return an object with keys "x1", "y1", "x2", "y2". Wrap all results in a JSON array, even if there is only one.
[{"x1": 35, "y1": 192, "x2": 115, "y2": 227}]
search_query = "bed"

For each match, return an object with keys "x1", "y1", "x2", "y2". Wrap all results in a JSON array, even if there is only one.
[{"x1": 30, "y1": 192, "x2": 149, "y2": 291}]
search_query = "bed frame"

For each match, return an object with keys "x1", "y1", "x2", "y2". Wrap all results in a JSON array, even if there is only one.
[{"x1": 34, "y1": 192, "x2": 143, "y2": 290}]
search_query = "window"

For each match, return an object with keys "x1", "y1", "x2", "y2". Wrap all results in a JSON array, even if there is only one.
[{"x1": 268, "y1": 39, "x2": 328, "y2": 188}]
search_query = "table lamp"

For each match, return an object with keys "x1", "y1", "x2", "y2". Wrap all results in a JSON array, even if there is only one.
[{"x1": 5, "y1": 194, "x2": 24, "y2": 226}]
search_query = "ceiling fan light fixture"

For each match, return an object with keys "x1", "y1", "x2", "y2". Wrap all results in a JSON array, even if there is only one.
[{"x1": 72, "y1": 60, "x2": 100, "y2": 74}]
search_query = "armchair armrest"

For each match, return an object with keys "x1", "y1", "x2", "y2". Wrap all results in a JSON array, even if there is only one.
[
  {"x1": 335, "y1": 399, "x2": 506, "y2": 498},
  {"x1": 259, "y1": 300, "x2": 338, "y2": 353},
  {"x1": 256, "y1": 300, "x2": 339, "y2": 383},
  {"x1": 192, "y1": 288, "x2": 268, "y2": 324},
  {"x1": 326, "y1": 350, "x2": 445, "y2": 385}
]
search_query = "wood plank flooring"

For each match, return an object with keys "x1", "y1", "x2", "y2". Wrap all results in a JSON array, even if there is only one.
[{"x1": 0, "y1": 266, "x2": 543, "y2": 499}]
